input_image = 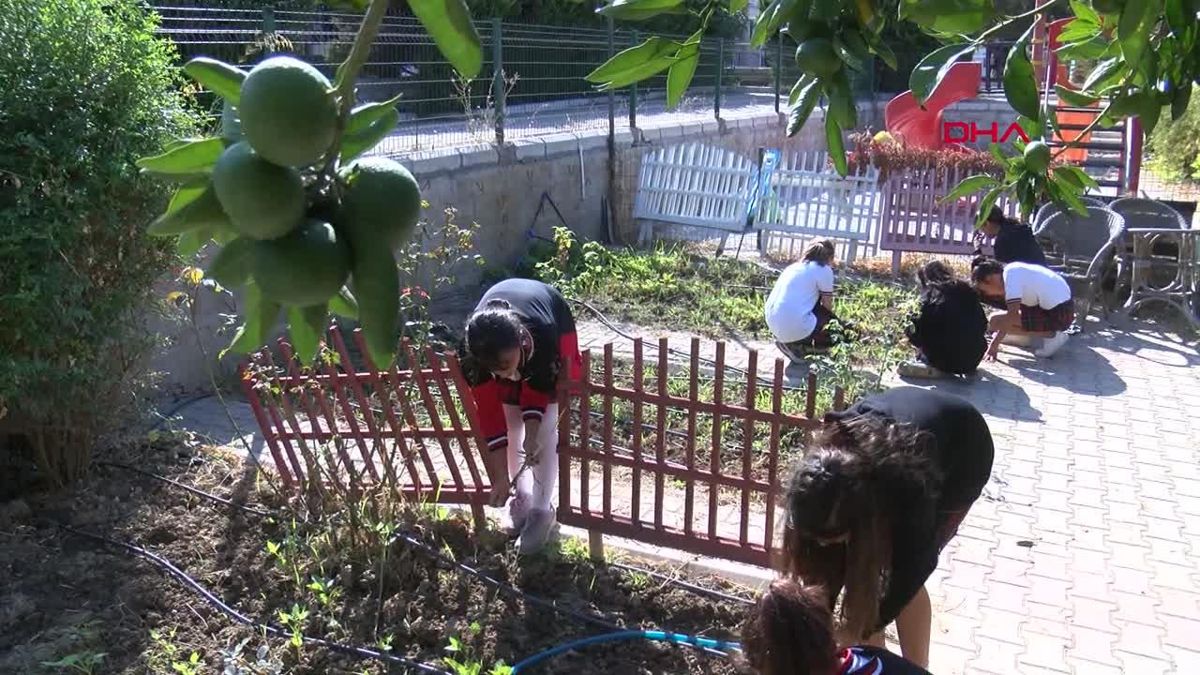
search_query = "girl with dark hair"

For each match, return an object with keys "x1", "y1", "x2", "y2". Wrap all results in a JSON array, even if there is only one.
[
  {"x1": 742, "y1": 578, "x2": 932, "y2": 674},
  {"x1": 897, "y1": 261, "x2": 987, "y2": 379},
  {"x1": 765, "y1": 240, "x2": 854, "y2": 362},
  {"x1": 973, "y1": 205, "x2": 1048, "y2": 266},
  {"x1": 462, "y1": 278, "x2": 582, "y2": 553},
  {"x1": 970, "y1": 257, "x2": 1074, "y2": 359},
  {"x1": 781, "y1": 387, "x2": 994, "y2": 668}
]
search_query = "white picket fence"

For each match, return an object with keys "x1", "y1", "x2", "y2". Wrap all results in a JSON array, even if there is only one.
[
  {"x1": 751, "y1": 150, "x2": 881, "y2": 262},
  {"x1": 633, "y1": 143, "x2": 758, "y2": 247}
]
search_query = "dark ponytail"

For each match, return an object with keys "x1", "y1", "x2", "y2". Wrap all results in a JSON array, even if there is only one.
[{"x1": 465, "y1": 300, "x2": 524, "y2": 371}]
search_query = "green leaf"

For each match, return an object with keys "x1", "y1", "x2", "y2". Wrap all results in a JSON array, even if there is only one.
[
  {"x1": 177, "y1": 227, "x2": 211, "y2": 257},
  {"x1": 288, "y1": 305, "x2": 328, "y2": 365},
  {"x1": 974, "y1": 185, "x2": 1006, "y2": 228},
  {"x1": 864, "y1": 30, "x2": 898, "y2": 70},
  {"x1": 1138, "y1": 93, "x2": 1165, "y2": 137},
  {"x1": 1057, "y1": 35, "x2": 1111, "y2": 61},
  {"x1": 910, "y1": 43, "x2": 975, "y2": 108},
  {"x1": 586, "y1": 37, "x2": 682, "y2": 89},
  {"x1": 787, "y1": 76, "x2": 821, "y2": 136},
  {"x1": 827, "y1": 75, "x2": 857, "y2": 130},
  {"x1": 833, "y1": 31, "x2": 871, "y2": 72},
  {"x1": 1165, "y1": 0, "x2": 1188, "y2": 32},
  {"x1": 148, "y1": 188, "x2": 231, "y2": 237},
  {"x1": 1172, "y1": 83, "x2": 1193, "y2": 121},
  {"x1": 1056, "y1": 15, "x2": 1100, "y2": 44},
  {"x1": 730, "y1": 0, "x2": 749, "y2": 12},
  {"x1": 183, "y1": 57, "x2": 246, "y2": 103},
  {"x1": 1055, "y1": 85, "x2": 1099, "y2": 108},
  {"x1": 207, "y1": 238, "x2": 255, "y2": 289},
  {"x1": 939, "y1": 175, "x2": 1000, "y2": 204},
  {"x1": 1081, "y1": 58, "x2": 1126, "y2": 93},
  {"x1": 345, "y1": 94, "x2": 404, "y2": 136},
  {"x1": 330, "y1": 287, "x2": 360, "y2": 319},
  {"x1": 1045, "y1": 173, "x2": 1088, "y2": 215},
  {"x1": 409, "y1": 0, "x2": 483, "y2": 79},
  {"x1": 750, "y1": 0, "x2": 798, "y2": 47},
  {"x1": 899, "y1": 0, "x2": 993, "y2": 35},
  {"x1": 666, "y1": 36, "x2": 701, "y2": 110},
  {"x1": 1117, "y1": 0, "x2": 1162, "y2": 73},
  {"x1": 1003, "y1": 20, "x2": 1042, "y2": 122},
  {"x1": 1068, "y1": 0, "x2": 1100, "y2": 25},
  {"x1": 137, "y1": 138, "x2": 225, "y2": 175},
  {"x1": 340, "y1": 106, "x2": 400, "y2": 162},
  {"x1": 826, "y1": 116, "x2": 847, "y2": 177},
  {"x1": 1053, "y1": 165, "x2": 1099, "y2": 190},
  {"x1": 1017, "y1": 115, "x2": 1042, "y2": 143},
  {"x1": 597, "y1": 0, "x2": 687, "y2": 20},
  {"x1": 225, "y1": 283, "x2": 282, "y2": 357}
]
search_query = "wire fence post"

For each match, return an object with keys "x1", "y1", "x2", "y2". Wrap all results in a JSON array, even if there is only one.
[
  {"x1": 607, "y1": 16, "x2": 616, "y2": 145},
  {"x1": 262, "y1": 6, "x2": 275, "y2": 32},
  {"x1": 714, "y1": 39, "x2": 724, "y2": 120},
  {"x1": 774, "y1": 35, "x2": 783, "y2": 113},
  {"x1": 629, "y1": 30, "x2": 639, "y2": 132},
  {"x1": 492, "y1": 17, "x2": 506, "y2": 146}
]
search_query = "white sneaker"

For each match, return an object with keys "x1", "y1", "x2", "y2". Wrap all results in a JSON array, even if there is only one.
[
  {"x1": 507, "y1": 493, "x2": 530, "y2": 534},
  {"x1": 517, "y1": 508, "x2": 558, "y2": 554},
  {"x1": 1035, "y1": 331, "x2": 1069, "y2": 358}
]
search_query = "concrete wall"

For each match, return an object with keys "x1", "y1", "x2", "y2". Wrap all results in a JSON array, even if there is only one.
[{"x1": 150, "y1": 97, "x2": 886, "y2": 395}]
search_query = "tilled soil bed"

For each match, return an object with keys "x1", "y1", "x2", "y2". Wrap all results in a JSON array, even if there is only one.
[{"x1": 0, "y1": 433, "x2": 758, "y2": 674}]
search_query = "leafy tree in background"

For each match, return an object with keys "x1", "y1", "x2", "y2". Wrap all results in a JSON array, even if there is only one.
[{"x1": 1147, "y1": 84, "x2": 1200, "y2": 182}]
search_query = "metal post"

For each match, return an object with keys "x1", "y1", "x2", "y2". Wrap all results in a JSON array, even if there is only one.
[
  {"x1": 607, "y1": 16, "x2": 616, "y2": 144},
  {"x1": 262, "y1": 7, "x2": 275, "y2": 33},
  {"x1": 492, "y1": 17, "x2": 505, "y2": 146},
  {"x1": 715, "y1": 39, "x2": 725, "y2": 120},
  {"x1": 629, "y1": 31, "x2": 639, "y2": 131},
  {"x1": 774, "y1": 35, "x2": 783, "y2": 113}
]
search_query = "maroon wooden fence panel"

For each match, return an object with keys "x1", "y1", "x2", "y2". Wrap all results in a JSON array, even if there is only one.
[
  {"x1": 240, "y1": 326, "x2": 492, "y2": 509},
  {"x1": 555, "y1": 337, "x2": 842, "y2": 568}
]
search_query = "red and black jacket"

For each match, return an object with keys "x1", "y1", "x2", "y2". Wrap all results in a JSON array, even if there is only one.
[{"x1": 463, "y1": 279, "x2": 582, "y2": 452}]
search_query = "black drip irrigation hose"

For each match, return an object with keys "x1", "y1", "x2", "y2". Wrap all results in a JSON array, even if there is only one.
[
  {"x1": 566, "y1": 298, "x2": 811, "y2": 393},
  {"x1": 149, "y1": 393, "x2": 218, "y2": 432},
  {"x1": 57, "y1": 524, "x2": 453, "y2": 675},
  {"x1": 92, "y1": 463, "x2": 744, "y2": 660}
]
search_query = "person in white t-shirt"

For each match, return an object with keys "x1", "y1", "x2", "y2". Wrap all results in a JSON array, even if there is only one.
[
  {"x1": 765, "y1": 240, "x2": 852, "y2": 361},
  {"x1": 971, "y1": 258, "x2": 1074, "y2": 359}
]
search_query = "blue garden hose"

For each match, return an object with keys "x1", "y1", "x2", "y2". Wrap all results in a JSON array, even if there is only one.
[{"x1": 509, "y1": 630, "x2": 742, "y2": 673}]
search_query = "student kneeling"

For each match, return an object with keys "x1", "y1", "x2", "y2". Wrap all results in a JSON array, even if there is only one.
[
  {"x1": 971, "y1": 259, "x2": 1074, "y2": 360},
  {"x1": 765, "y1": 240, "x2": 854, "y2": 362},
  {"x1": 898, "y1": 261, "x2": 987, "y2": 379}
]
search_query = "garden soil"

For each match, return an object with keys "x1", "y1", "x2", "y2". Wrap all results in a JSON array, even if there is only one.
[{"x1": 0, "y1": 434, "x2": 756, "y2": 674}]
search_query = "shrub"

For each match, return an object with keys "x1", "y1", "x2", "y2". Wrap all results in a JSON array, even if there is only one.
[
  {"x1": 845, "y1": 130, "x2": 1006, "y2": 180},
  {"x1": 0, "y1": 0, "x2": 198, "y2": 488},
  {"x1": 1147, "y1": 85, "x2": 1200, "y2": 183}
]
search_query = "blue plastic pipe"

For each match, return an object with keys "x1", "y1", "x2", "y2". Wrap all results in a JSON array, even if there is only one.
[{"x1": 509, "y1": 630, "x2": 742, "y2": 673}]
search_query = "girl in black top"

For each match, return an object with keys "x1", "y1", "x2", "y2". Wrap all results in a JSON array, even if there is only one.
[
  {"x1": 742, "y1": 578, "x2": 933, "y2": 675},
  {"x1": 974, "y1": 205, "x2": 1048, "y2": 267},
  {"x1": 781, "y1": 387, "x2": 994, "y2": 668},
  {"x1": 462, "y1": 278, "x2": 582, "y2": 554},
  {"x1": 899, "y1": 261, "x2": 988, "y2": 378}
]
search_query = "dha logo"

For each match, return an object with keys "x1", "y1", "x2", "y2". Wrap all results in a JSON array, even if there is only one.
[{"x1": 942, "y1": 121, "x2": 1031, "y2": 144}]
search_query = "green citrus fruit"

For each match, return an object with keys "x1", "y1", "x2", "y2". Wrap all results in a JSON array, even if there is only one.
[
  {"x1": 336, "y1": 157, "x2": 422, "y2": 249},
  {"x1": 1024, "y1": 140, "x2": 1052, "y2": 174},
  {"x1": 795, "y1": 38, "x2": 841, "y2": 78},
  {"x1": 252, "y1": 218, "x2": 351, "y2": 307},
  {"x1": 212, "y1": 141, "x2": 306, "y2": 241},
  {"x1": 238, "y1": 56, "x2": 338, "y2": 168}
]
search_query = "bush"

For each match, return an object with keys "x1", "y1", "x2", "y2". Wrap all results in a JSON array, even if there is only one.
[
  {"x1": 845, "y1": 131, "x2": 1006, "y2": 180},
  {"x1": 0, "y1": 0, "x2": 198, "y2": 488},
  {"x1": 1147, "y1": 85, "x2": 1200, "y2": 183}
]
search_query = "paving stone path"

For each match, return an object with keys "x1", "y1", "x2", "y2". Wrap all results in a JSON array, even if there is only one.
[{"x1": 167, "y1": 318, "x2": 1200, "y2": 674}]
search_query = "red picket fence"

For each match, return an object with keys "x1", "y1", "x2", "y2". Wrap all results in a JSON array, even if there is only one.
[
  {"x1": 556, "y1": 337, "x2": 841, "y2": 568},
  {"x1": 243, "y1": 327, "x2": 841, "y2": 568},
  {"x1": 241, "y1": 326, "x2": 492, "y2": 524}
]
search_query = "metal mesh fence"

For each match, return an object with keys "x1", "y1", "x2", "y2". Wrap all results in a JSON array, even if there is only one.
[{"x1": 151, "y1": 4, "x2": 836, "y2": 158}]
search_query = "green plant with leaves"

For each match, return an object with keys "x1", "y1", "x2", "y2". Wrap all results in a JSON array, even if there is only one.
[
  {"x1": 1147, "y1": 83, "x2": 1200, "y2": 182},
  {"x1": 443, "y1": 627, "x2": 512, "y2": 675},
  {"x1": 148, "y1": 628, "x2": 205, "y2": 674},
  {"x1": 40, "y1": 652, "x2": 108, "y2": 675},
  {"x1": 587, "y1": 0, "x2": 1200, "y2": 212},
  {"x1": 0, "y1": 0, "x2": 199, "y2": 488},
  {"x1": 277, "y1": 603, "x2": 310, "y2": 657}
]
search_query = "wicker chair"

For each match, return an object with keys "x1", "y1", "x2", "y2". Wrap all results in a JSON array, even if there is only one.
[
  {"x1": 1032, "y1": 197, "x2": 1107, "y2": 233},
  {"x1": 1034, "y1": 207, "x2": 1127, "y2": 330},
  {"x1": 1109, "y1": 197, "x2": 1188, "y2": 229}
]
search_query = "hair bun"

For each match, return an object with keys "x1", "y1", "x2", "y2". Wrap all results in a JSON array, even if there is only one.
[{"x1": 484, "y1": 298, "x2": 512, "y2": 310}]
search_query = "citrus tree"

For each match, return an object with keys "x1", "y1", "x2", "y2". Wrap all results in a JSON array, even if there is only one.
[{"x1": 141, "y1": 0, "x2": 1198, "y2": 362}]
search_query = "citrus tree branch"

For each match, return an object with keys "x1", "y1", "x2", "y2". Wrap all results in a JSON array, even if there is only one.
[
  {"x1": 322, "y1": 0, "x2": 390, "y2": 172},
  {"x1": 1051, "y1": 105, "x2": 1111, "y2": 158}
]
